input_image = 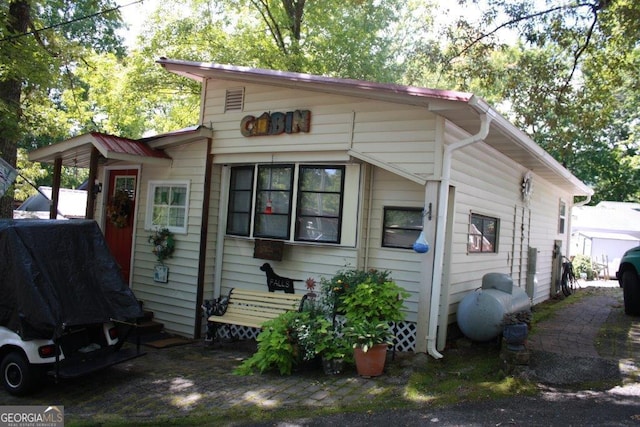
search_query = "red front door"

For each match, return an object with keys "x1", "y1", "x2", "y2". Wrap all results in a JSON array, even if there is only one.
[{"x1": 104, "y1": 169, "x2": 138, "y2": 284}]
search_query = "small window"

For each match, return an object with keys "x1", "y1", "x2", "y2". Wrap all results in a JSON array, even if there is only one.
[
  {"x1": 295, "y1": 166, "x2": 345, "y2": 243},
  {"x1": 114, "y1": 175, "x2": 136, "y2": 200},
  {"x1": 468, "y1": 213, "x2": 498, "y2": 253},
  {"x1": 558, "y1": 200, "x2": 566, "y2": 234},
  {"x1": 227, "y1": 166, "x2": 254, "y2": 236},
  {"x1": 382, "y1": 207, "x2": 423, "y2": 249},
  {"x1": 146, "y1": 181, "x2": 190, "y2": 233},
  {"x1": 254, "y1": 165, "x2": 294, "y2": 239}
]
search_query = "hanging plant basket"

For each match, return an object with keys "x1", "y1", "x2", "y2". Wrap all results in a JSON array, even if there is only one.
[
  {"x1": 106, "y1": 190, "x2": 132, "y2": 228},
  {"x1": 148, "y1": 228, "x2": 175, "y2": 264}
]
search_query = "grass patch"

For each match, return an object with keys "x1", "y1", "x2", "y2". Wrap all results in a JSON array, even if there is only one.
[
  {"x1": 529, "y1": 289, "x2": 591, "y2": 328},
  {"x1": 405, "y1": 343, "x2": 537, "y2": 407}
]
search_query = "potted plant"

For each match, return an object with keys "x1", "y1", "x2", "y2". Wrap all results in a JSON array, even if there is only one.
[
  {"x1": 325, "y1": 269, "x2": 409, "y2": 377},
  {"x1": 502, "y1": 309, "x2": 532, "y2": 351},
  {"x1": 295, "y1": 302, "x2": 350, "y2": 375},
  {"x1": 345, "y1": 320, "x2": 394, "y2": 377}
]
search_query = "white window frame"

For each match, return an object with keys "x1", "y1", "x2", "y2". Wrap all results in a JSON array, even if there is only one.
[
  {"x1": 558, "y1": 199, "x2": 567, "y2": 234},
  {"x1": 145, "y1": 180, "x2": 190, "y2": 234}
]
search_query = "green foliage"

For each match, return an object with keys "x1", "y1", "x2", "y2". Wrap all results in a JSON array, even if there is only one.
[
  {"x1": 344, "y1": 320, "x2": 394, "y2": 353},
  {"x1": 340, "y1": 276, "x2": 409, "y2": 324},
  {"x1": 320, "y1": 268, "x2": 392, "y2": 314},
  {"x1": 235, "y1": 311, "x2": 305, "y2": 376},
  {"x1": 404, "y1": 0, "x2": 640, "y2": 203},
  {"x1": 573, "y1": 254, "x2": 596, "y2": 280},
  {"x1": 0, "y1": 0, "x2": 126, "y2": 216},
  {"x1": 295, "y1": 310, "x2": 349, "y2": 361}
]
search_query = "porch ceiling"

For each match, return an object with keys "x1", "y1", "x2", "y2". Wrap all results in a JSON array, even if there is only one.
[{"x1": 29, "y1": 132, "x2": 172, "y2": 168}]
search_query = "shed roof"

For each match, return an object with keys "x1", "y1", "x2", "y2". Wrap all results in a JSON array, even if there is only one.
[
  {"x1": 157, "y1": 58, "x2": 592, "y2": 196},
  {"x1": 572, "y1": 202, "x2": 640, "y2": 234}
]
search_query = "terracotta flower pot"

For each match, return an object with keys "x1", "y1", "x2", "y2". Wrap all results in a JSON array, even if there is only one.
[{"x1": 353, "y1": 343, "x2": 388, "y2": 377}]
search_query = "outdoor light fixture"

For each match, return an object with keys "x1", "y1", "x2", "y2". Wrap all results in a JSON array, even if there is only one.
[{"x1": 93, "y1": 179, "x2": 102, "y2": 196}]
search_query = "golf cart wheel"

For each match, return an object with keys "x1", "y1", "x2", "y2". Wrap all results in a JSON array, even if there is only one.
[{"x1": 1, "y1": 351, "x2": 37, "y2": 396}]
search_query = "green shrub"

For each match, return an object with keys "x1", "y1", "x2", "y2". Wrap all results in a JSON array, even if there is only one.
[
  {"x1": 341, "y1": 278, "x2": 409, "y2": 324},
  {"x1": 572, "y1": 254, "x2": 596, "y2": 280},
  {"x1": 320, "y1": 268, "x2": 391, "y2": 314},
  {"x1": 234, "y1": 311, "x2": 306, "y2": 375}
]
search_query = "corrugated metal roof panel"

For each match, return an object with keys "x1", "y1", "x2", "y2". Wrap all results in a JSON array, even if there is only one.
[{"x1": 90, "y1": 132, "x2": 170, "y2": 159}]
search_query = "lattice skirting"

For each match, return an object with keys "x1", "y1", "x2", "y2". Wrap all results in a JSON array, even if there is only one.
[{"x1": 215, "y1": 321, "x2": 417, "y2": 352}]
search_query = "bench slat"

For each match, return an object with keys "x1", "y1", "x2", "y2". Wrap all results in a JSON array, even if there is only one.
[{"x1": 207, "y1": 288, "x2": 306, "y2": 330}]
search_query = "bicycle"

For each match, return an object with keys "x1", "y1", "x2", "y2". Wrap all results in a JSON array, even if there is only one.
[{"x1": 561, "y1": 256, "x2": 578, "y2": 296}]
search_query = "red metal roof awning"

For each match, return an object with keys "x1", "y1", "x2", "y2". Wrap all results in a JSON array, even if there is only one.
[{"x1": 29, "y1": 132, "x2": 172, "y2": 168}]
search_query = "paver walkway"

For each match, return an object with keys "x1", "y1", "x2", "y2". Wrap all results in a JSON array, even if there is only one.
[{"x1": 1, "y1": 285, "x2": 637, "y2": 425}]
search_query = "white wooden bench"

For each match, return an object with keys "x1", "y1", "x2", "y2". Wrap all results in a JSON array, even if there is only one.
[{"x1": 205, "y1": 288, "x2": 307, "y2": 343}]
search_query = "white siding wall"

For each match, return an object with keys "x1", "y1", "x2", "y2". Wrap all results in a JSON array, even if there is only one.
[
  {"x1": 365, "y1": 168, "x2": 426, "y2": 322},
  {"x1": 527, "y1": 179, "x2": 573, "y2": 304},
  {"x1": 445, "y1": 123, "x2": 574, "y2": 324},
  {"x1": 130, "y1": 140, "x2": 209, "y2": 337},
  {"x1": 203, "y1": 81, "x2": 438, "y2": 179},
  {"x1": 218, "y1": 237, "x2": 359, "y2": 296},
  {"x1": 203, "y1": 80, "x2": 439, "y2": 318}
]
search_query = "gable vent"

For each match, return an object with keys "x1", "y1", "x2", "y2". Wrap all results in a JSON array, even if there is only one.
[{"x1": 225, "y1": 87, "x2": 245, "y2": 112}]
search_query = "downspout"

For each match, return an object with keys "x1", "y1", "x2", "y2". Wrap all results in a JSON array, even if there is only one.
[{"x1": 427, "y1": 111, "x2": 493, "y2": 359}]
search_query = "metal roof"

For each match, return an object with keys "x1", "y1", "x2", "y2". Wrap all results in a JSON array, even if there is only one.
[
  {"x1": 157, "y1": 58, "x2": 593, "y2": 196},
  {"x1": 29, "y1": 132, "x2": 172, "y2": 168}
]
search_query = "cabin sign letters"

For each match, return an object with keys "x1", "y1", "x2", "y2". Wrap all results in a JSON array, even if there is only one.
[{"x1": 241, "y1": 110, "x2": 311, "y2": 137}]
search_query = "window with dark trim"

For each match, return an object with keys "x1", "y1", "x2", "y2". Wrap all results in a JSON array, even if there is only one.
[
  {"x1": 382, "y1": 207, "x2": 423, "y2": 249},
  {"x1": 226, "y1": 166, "x2": 254, "y2": 236},
  {"x1": 254, "y1": 164, "x2": 294, "y2": 239},
  {"x1": 226, "y1": 164, "x2": 348, "y2": 244},
  {"x1": 295, "y1": 166, "x2": 344, "y2": 243},
  {"x1": 468, "y1": 213, "x2": 499, "y2": 253}
]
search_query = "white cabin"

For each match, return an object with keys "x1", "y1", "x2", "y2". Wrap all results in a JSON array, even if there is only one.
[{"x1": 30, "y1": 60, "x2": 593, "y2": 355}]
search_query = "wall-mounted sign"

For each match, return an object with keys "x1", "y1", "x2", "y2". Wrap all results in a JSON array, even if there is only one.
[{"x1": 240, "y1": 110, "x2": 311, "y2": 137}]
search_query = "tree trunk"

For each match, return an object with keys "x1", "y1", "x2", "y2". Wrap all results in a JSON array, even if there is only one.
[{"x1": 0, "y1": 1, "x2": 30, "y2": 218}]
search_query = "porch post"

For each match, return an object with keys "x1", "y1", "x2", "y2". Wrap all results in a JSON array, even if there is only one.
[
  {"x1": 194, "y1": 138, "x2": 213, "y2": 339},
  {"x1": 86, "y1": 147, "x2": 99, "y2": 219},
  {"x1": 49, "y1": 157, "x2": 62, "y2": 219}
]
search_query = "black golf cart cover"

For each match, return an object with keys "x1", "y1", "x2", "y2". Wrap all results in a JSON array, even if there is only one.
[{"x1": 0, "y1": 220, "x2": 143, "y2": 340}]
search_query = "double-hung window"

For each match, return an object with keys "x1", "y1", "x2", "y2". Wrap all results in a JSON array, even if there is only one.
[
  {"x1": 146, "y1": 180, "x2": 190, "y2": 233},
  {"x1": 254, "y1": 165, "x2": 294, "y2": 239},
  {"x1": 227, "y1": 166, "x2": 254, "y2": 236},
  {"x1": 295, "y1": 166, "x2": 344, "y2": 243},
  {"x1": 226, "y1": 164, "x2": 346, "y2": 244},
  {"x1": 558, "y1": 200, "x2": 566, "y2": 234},
  {"x1": 468, "y1": 213, "x2": 499, "y2": 253}
]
